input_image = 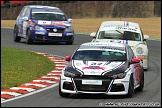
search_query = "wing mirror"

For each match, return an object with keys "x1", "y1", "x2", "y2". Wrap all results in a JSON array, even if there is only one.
[
  {"x1": 131, "y1": 58, "x2": 140, "y2": 64},
  {"x1": 22, "y1": 17, "x2": 29, "y2": 21},
  {"x1": 90, "y1": 32, "x2": 96, "y2": 38},
  {"x1": 68, "y1": 19, "x2": 73, "y2": 23},
  {"x1": 65, "y1": 56, "x2": 71, "y2": 61},
  {"x1": 143, "y1": 35, "x2": 149, "y2": 41}
]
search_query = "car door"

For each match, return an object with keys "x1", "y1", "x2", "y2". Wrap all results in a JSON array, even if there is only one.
[
  {"x1": 19, "y1": 7, "x2": 29, "y2": 36},
  {"x1": 128, "y1": 47, "x2": 141, "y2": 85},
  {"x1": 140, "y1": 28, "x2": 147, "y2": 45},
  {"x1": 22, "y1": 8, "x2": 30, "y2": 37},
  {"x1": 16, "y1": 7, "x2": 28, "y2": 36}
]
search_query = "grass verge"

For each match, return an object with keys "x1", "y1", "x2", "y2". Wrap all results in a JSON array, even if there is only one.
[{"x1": 1, "y1": 46, "x2": 55, "y2": 90}]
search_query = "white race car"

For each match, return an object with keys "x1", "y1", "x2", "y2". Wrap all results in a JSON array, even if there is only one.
[
  {"x1": 59, "y1": 42, "x2": 144, "y2": 98},
  {"x1": 90, "y1": 21, "x2": 149, "y2": 71}
]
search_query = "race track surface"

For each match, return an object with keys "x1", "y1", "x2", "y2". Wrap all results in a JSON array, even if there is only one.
[{"x1": 1, "y1": 28, "x2": 161, "y2": 107}]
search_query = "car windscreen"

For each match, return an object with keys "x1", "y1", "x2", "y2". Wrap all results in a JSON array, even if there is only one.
[
  {"x1": 72, "y1": 50, "x2": 126, "y2": 61},
  {"x1": 32, "y1": 8, "x2": 62, "y2": 13},
  {"x1": 31, "y1": 12, "x2": 67, "y2": 21},
  {"x1": 98, "y1": 30, "x2": 141, "y2": 41}
]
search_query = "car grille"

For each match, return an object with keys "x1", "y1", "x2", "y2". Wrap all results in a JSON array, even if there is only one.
[
  {"x1": 35, "y1": 34, "x2": 44, "y2": 38},
  {"x1": 110, "y1": 84, "x2": 125, "y2": 92},
  {"x1": 46, "y1": 28, "x2": 64, "y2": 33},
  {"x1": 64, "y1": 35, "x2": 73, "y2": 40},
  {"x1": 45, "y1": 28, "x2": 73, "y2": 41},
  {"x1": 48, "y1": 37, "x2": 63, "y2": 40},
  {"x1": 73, "y1": 75, "x2": 112, "y2": 92},
  {"x1": 47, "y1": 35, "x2": 73, "y2": 40}
]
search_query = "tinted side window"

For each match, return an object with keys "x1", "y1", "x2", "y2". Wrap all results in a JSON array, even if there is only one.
[
  {"x1": 140, "y1": 27, "x2": 144, "y2": 41},
  {"x1": 21, "y1": 7, "x2": 28, "y2": 17},
  {"x1": 19, "y1": 7, "x2": 25, "y2": 16},
  {"x1": 128, "y1": 47, "x2": 135, "y2": 62},
  {"x1": 24, "y1": 8, "x2": 30, "y2": 18}
]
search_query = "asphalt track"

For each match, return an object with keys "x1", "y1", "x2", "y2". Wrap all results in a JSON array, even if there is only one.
[{"x1": 1, "y1": 28, "x2": 161, "y2": 107}]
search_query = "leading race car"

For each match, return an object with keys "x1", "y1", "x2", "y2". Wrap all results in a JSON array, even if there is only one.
[
  {"x1": 90, "y1": 21, "x2": 149, "y2": 71},
  {"x1": 13, "y1": 5, "x2": 74, "y2": 45},
  {"x1": 59, "y1": 42, "x2": 144, "y2": 98}
]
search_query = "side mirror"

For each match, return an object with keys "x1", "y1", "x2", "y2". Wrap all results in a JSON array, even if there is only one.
[
  {"x1": 68, "y1": 19, "x2": 73, "y2": 23},
  {"x1": 131, "y1": 58, "x2": 140, "y2": 63},
  {"x1": 143, "y1": 35, "x2": 149, "y2": 41},
  {"x1": 65, "y1": 56, "x2": 71, "y2": 61},
  {"x1": 90, "y1": 32, "x2": 96, "y2": 38},
  {"x1": 22, "y1": 17, "x2": 29, "y2": 21}
]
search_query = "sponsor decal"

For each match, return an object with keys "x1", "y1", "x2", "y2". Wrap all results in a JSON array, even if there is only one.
[
  {"x1": 35, "y1": 31, "x2": 45, "y2": 34},
  {"x1": 82, "y1": 66, "x2": 105, "y2": 70},
  {"x1": 116, "y1": 26, "x2": 137, "y2": 31},
  {"x1": 42, "y1": 24, "x2": 65, "y2": 27},
  {"x1": 108, "y1": 40, "x2": 122, "y2": 43},
  {"x1": 38, "y1": 21, "x2": 66, "y2": 28},
  {"x1": 38, "y1": 20, "x2": 51, "y2": 25},
  {"x1": 82, "y1": 43, "x2": 112, "y2": 46},
  {"x1": 48, "y1": 33, "x2": 62, "y2": 36},
  {"x1": 102, "y1": 25, "x2": 123, "y2": 28},
  {"x1": 99, "y1": 46, "x2": 125, "y2": 51},
  {"x1": 124, "y1": 21, "x2": 129, "y2": 27},
  {"x1": 66, "y1": 33, "x2": 73, "y2": 35},
  {"x1": 122, "y1": 40, "x2": 128, "y2": 44},
  {"x1": 101, "y1": 24, "x2": 138, "y2": 32},
  {"x1": 91, "y1": 62, "x2": 103, "y2": 65},
  {"x1": 51, "y1": 21, "x2": 63, "y2": 25},
  {"x1": 137, "y1": 55, "x2": 146, "y2": 60},
  {"x1": 82, "y1": 80, "x2": 102, "y2": 85}
]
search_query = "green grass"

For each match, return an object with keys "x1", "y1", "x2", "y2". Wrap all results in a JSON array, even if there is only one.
[{"x1": 1, "y1": 46, "x2": 55, "y2": 90}]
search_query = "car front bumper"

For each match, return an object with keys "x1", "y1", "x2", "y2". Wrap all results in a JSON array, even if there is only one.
[
  {"x1": 60, "y1": 73, "x2": 131, "y2": 95},
  {"x1": 30, "y1": 29, "x2": 74, "y2": 42}
]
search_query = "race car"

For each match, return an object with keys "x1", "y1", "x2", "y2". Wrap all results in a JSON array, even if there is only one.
[
  {"x1": 59, "y1": 42, "x2": 144, "y2": 98},
  {"x1": 13, "y1": 5, "x2": 74, "y2": 45},
  {"x1": 90, "y1": 21, "x2": 149, "y2": 71}
]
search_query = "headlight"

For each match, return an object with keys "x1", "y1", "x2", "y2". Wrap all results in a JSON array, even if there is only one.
[
  {"x1": 64, "y1": 71, "x2": 75, "y2": 78},
  {"x1": 136, "y1": 47, "x2": 144, "y2": 54},
  {"x1": 65, "y1": 26, "x2": 73, "y2": 32},
  {"x1": 111, "y1": 72, "x2": 126, "y2": 79},
  {"x1": 35, "y1": 25, "x2": 45, "y2": 30}
]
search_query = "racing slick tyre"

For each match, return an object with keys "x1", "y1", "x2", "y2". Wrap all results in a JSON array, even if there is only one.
[
  {"x1": 13, "y1": 26, "x2": 21, "y2": 42},
  {"x1": 26, "y1": 29, "x2": 33, "y2": 44},
  {"x1": 59, "y1": 81, "x2": 70, "y2": 98},
  {"x1": 126, "y1": 74, "x2": 134, "y2": 98},
  {"x1": 135, "y1": 70, "x2": 144, "y2": 92}
]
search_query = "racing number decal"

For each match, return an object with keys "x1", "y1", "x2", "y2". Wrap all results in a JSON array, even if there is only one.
[
  {"x1": 23, "y1": 21, "x2": 28, "y2": 34},
  {"x1": 91, "y1": 62, "x2": 103, "y2": 65},
  {"x1": 107, "y1": 40, "x2": 122, "y2": 43}
]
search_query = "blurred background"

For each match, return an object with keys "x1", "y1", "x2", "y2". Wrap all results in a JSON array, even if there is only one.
[{"x1": 1, "y1": 1, "x2": 161, "y2": 20}]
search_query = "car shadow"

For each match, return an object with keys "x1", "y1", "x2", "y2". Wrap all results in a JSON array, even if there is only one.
[
  {"x1": 67, "y1": 91, "x2": 143, "y2": 99},
  {"x1": 20, "y1": 41, "x2": 73, "y2": 45}
]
